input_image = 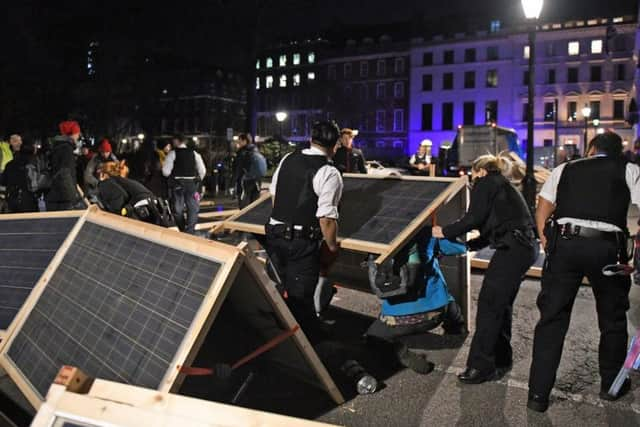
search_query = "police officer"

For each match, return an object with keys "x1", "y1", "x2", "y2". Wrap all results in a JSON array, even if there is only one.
[
  {"x1": 265, "y1": 121, "x2": 343, "y2": 337},
  {"x1": 333, "y1": 128, "x2": 367, "y2": 174},
  {"x1": 527, "y1": 131, "x2": 640, "y2": 412},
  {"x1": 409, "y1": 140, "x2": 432, "y2": 175},
  {"x1": 162, "y1": 134, "x2": 206, "y2": 234},
  {"x1": 432, "y1": 154, "x2": 538, "y2": 384}
]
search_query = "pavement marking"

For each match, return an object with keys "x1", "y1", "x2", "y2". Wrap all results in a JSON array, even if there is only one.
[{"x1": 433, "y1": 364, "x2": 640, "y2": 414}]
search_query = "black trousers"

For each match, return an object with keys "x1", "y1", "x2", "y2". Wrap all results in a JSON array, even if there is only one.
[
  {"x1": 237, "y1": 179, "x2": 261, "y2": 209},
  {"x1": 265, "y1": 232, "x2": 322, "y2": 339},
  {"x1": 529, "y1": 237, "x2": 630, "y2": 397},
  {"x1": 468, "y1": 234, "x2": 539, "y2": 373}
]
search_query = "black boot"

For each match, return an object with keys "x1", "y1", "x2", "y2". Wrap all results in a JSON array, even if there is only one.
[
  {"x1": 442, "y1": 301, "x2": 468, "y2": 335},
  {"x1": 395, "y1": 343, "x2": 434, "y2": 374}
]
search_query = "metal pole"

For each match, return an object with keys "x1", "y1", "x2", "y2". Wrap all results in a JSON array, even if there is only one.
[
  {"x1": 522, "y1": 26, "x2": 537, "y2": 213},
  {"x1": 583, "y1": 117, "x2": 588, "y2": 155},
  {"x1": 553, "y1": 98, "x2": 559, "y2": 166}
]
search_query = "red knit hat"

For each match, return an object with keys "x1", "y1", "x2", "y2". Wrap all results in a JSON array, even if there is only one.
[
  {"x1": 59, "y1": 121, "x2": 81, "y2": 136},
  {"x1": 98, "y1": 139, "x2": 112, "y2": 153}
]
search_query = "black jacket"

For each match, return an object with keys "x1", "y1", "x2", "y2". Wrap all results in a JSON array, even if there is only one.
[
  {"x1": 0, "y1": 151, "x2": 38, "y2": 213},
  {"x1": 98, "y1": 176, "x2": 153, "y2": 214},
  {"x1": 443, "y1": 172, "x2": 534, "y2": 247},
  {"x1": 46, "y1": 136, "x2": 79, "y2": 204},
  {"x1": 333, "y1": 146, "x2": 367, "y2": 174}
]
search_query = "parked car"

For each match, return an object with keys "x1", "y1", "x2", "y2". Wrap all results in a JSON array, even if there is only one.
[{"x1": 365, "y1": 161, "x2": 406, "y2": 177}]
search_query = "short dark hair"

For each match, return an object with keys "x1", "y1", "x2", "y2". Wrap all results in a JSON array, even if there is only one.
[
  {"x1": 588, "y1": 131, "x2": 623, "y2": 157},
  {"x1": 172, "y1": 134, "x2": 185, "y2": 143},
  {"x1": 238, "y1": 133, "x2": 252, "y2": 144}
]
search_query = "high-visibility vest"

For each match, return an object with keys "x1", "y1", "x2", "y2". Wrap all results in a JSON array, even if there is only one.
[{"x1": 0, "y1": 142, "x2": 13, "y2": 172}]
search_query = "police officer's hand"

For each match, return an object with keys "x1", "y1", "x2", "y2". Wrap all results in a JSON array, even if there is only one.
[{"x1": 432, "y1": 226, "x2": 444, "y2": 239}]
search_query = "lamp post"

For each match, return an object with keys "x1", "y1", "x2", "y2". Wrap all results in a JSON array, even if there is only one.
[
  {"x1": 521, "y1": 0, "x2": 543, "y2": 213},
  {"x1": 582, "y1": 104, "x2": 591, "y2": 155},
  {"x1": 275, "y1": 111, "x2": 288, "y2": 162}
]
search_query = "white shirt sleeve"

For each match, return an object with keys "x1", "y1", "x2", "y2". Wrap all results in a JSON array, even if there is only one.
[
  {"x1": 538, "y1": 162, "x2": 567, "y2": 204},
  {"x1": 313, "y1": 165, "x2": 343, "y2": 219},
  {"x1": 409, "y1": 155, "x2": 416, "y2": 165},
  {"x1": 162, "y1": 151, "x2": 176, "y2": 177},
  {"x1": 194, "y1": 152, "x2": 206, "y2": 180},
  {"x1": 269, "y1": 153, "x2": 292, "y2": 197},
  {"x1": 626, "y1": 163, "x2": 640, "y2": 209}
]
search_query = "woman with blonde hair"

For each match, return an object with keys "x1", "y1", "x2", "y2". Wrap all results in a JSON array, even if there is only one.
[{"x1": 433, "y1": 153, "x2": 538, "y2": 384}]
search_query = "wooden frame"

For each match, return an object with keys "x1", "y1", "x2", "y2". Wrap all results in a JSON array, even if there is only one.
[
  {"x1": 221, "y1": 174, "x2": 468, "y2": 265},
  {"x1": 0, "y1": 210, "x2": 87, "y2": 341},
  {"x1": 31, "y1": 367, "x2": 337, "y2": 427}
]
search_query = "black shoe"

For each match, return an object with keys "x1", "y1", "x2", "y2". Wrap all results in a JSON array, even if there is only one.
[
  {"x1": 495, "y1": 363, "x2": 513, "y2": 379},
  {"x1": 527, "y1": 393, "x2": 550, "y2": 413},
  {"x1": 396, "y1": 345, "x2": 435, "y2": 375},
  {"x1": 443, "y1": 323, "x2": 468, "y2": 335},
  {"x1": 600, "y1": 378, "x2": 631, "y2": 401},
  {"x1": 457, "y1": 367, "x2": 497, "y2": 384}
]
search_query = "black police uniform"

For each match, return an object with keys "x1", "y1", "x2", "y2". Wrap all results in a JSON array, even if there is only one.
[
  {"x1": 265, "y1": 150, "x2": 331, "y2": 333},
  {"x1": 443, "y1": 171, "x2": 538, "y2": 378},
  {"x1": 410, "y1": 153, "x2": 430, "y2": 176},
  {"x1": 169, "y1": 147, "x2": 199, "y2": 233},
  {"x1": 529, "y1": 155, "x2": 632, "y2": 402},
  {"x1": 333, "y1": 146, "x2": 367, "y2": 174}
]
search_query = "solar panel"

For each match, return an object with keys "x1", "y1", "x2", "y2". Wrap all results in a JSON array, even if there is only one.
[{"x1": 0, "y1": 214, "x2": 80, "y2": 332}]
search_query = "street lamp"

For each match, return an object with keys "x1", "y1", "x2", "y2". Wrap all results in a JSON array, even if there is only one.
[
  {"x1": 275, "y1": 111, "x2": 288, "y2": 162},
  {"x1": 521, "y1": 0, "x2": 543, "y2": 213},
  {"x1": 582, "y1": 104, "x2": 591, "y2": 154},
  {"x1": 137, "y1": 133, "x2": 145, "y2": 140}
]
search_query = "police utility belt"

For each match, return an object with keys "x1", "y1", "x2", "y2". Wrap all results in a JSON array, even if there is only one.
[
  {"x1": 558, "y1": 223, "x2": 624, "y2": 241},
  {"x1": 266, "y1": 223, "x2": 322, "y2": 241}
]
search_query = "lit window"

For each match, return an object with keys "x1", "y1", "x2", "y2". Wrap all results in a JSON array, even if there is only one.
[
  {"x1": 568, "y1": 41, "x2": 580, "y2": 55},
  {"x1": 591, "y1": 39, "x2": 603, "y2": 54},
  {"x1": 266, "y1": 57, "x2": 273, "y2": 68},
  {"x1": 279, "y1": 74, "x2": 287, "y2": 87},
  {"x1": 523, "y1": 45, "x2": 530, "y2": 59},
  {"x1": 256, "y1": 77, "x2": 260, "y2": 90},
  {"x1": 490, "y1": 20, "x2": 501, "y2": 33},
  {"x1": 393, "y1": 110, "x2": 404, "y2": 131},
  {"x1": 256, "y1": 60, "x2": 260, "y2": 70},
  {"x1": 279, "y1": 55, "x2": 287, "y2": 67},
  {"x1": 307, "y1": 72, "x2": 315, "y2": 81},
  {"x1": 293, "y1": 53, "x2": 301, "y2": 65},
  {"x1": 308, "y1": 52, "x2": 315, "y2": 64},
  {"x1": 266, "y1": 75, "x2": 273, "y2": 88},
  {"x1": 293, "y1": 74, "x2": 301, "y2": 86}
]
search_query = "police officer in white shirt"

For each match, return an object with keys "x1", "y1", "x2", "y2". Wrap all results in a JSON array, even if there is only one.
[
  {"x1": 265, "y1": 121, "x2": 343, "y2": 338},
  {"x1": 528, "y1": 131, "x2": 640, "y2": 412}
]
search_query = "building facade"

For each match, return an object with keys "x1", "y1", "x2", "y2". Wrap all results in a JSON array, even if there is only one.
[{"x1": 409, "y1": 14, "x2": 638, "y2": 158}]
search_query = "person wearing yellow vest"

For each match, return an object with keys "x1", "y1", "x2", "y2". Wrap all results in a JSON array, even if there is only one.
[{"x1": 0, "y1": 135, "x2": 22, "y2": 174}]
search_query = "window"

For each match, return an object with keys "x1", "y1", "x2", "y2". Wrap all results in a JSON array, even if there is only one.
[
  {"x1": 485, "y1": 100, "x2": 498, "y2": 122},
  {"x1": 443, "y1": 50, "x2": 454, "y2": 64},
  {"x1": 307, "y1": 72, "x2": 315, "y2": 81},
  {"x1": 423, "y1": 52, "x2": 433, "y2": 66},
  {"x1": 614, "y1": 100, "x2": 625, "y2": 120},
  {"x1": 522, "y1": 103, "x2": 529, "y2": 122},
  {"x1": 360, "y1": 61, "x2": 369, "y2": 77},
  {"x1": 376, "y1": 83, "x2": 386, "y2": 99},
  {"x1": 328, "y1": 65, "x2": 336, "y2": 80},
  {"x1": 464, "y1": 71, "x2": 475, "y2": 89},
  {"x1": 544, "y1": 102, "x2": 555, "y2": 121},
  {"x1": 394, "y1": 58, "x2": 405, "y2": 73},
  {"x1": 376, "y1": 110, "x2": 386, "y2": 132},
  {"x1": 443, "y1": 72, "x2": 453, "y2": 90},
  {"x1": 567, "y1": 101, "x2": 577, "y2": 120},
  {"x1": 293, "y1": 73, "x2": 301, "y2": 86},
  {"x1": 344, "y1": 85, "x2": 352, "y2": 97},
  {"x1": 523, "y1": 45, "x2": 530, "y2": 59},
  {"x1": 490, "y1": 20, "x2": 501, "y2": 33},
  {"x1": 543, "y1": 139, "x2": 553, "y2": 147},
  {"x1": 422, "y1": 74, "x2": 432, "y2": 91},
  {"x1": 616, "y1": 64, "x2": 626, "y2": 81},
  {"x1": 376, "y1": 140, "x2": 386, "y2": 148},
  {"x1": 293, "y1": 53, "x2": 301, "y2": 65},
  {"x1": 547, "y1": 69, "x2": 556, "y2": 84},
  {"x1": 279, "y1": 55, "x2": 287, "y2": 67},
  {"x1": 256, "y1": 60, "x2": 260, "y2": 70},
  {"x1": 486, "y1": 69, "x2": 498, "y2": 88},
  {"x1": 591, "y1": 40, "x2": 603, "y2": 54},
  {"x1": 590, "y1": 66, "x2": 601, "y2": 82},
  {"x1": 308, "y1": 52, "x2": 315, "y2": 63},
  {"x1": 442, "y1": 103, "x2": 454, "y2": 130},
  {"x1": 377, "y1": 60, "x2": 386, "y2": 76},
  {"x1": 266, "y1": 75, "x2": 273, "y2": 88},
  {"x1": 393, "y1": 109, "x2": 404, "y2": 131},
  {"x1": 487, "y1": 46, "x2": 499, "y2": 61},
  {"x1": 279, "y1": 74, "x2": 287, "y2": 87},
  {"x1": 266, "y1": 57, "x2": 273, "y2": 68},
  {"x1": 568, "y1": 41, "x2": 580, "y2": 55},
  {"x1": 344, "y1": 63, "x2": 352, "y2": 78},
  {"x1": 464, "y1": 48, "x2": 476, "y2": 62},
  {"x1": 255, "y1": 77, "x2": 260, "y2": 90},
  {"x1": 359, "y1": 84, "x2": 368, "y2": 100},
  {"x1": 421, "y1": 103, "x2": 433, "y2": 130},
  {"x1": 568, "y1": 67, "x2": 578, "y2": 83},
  {"x1": 393, "y1": 82, "x2": 404, "y2": 98},
  {"x1": 463, "y1": 102, "x2": 475, "y2": 125},
  {"x1": 393, "y1": 140, "x2": 404, "y2": 149},
  {"x1": 523, "y1": 70, "x2": 530, "y2": 86},
  {"x1": 546, "y1": 42, "x2": 555, "y2": 57},
  {"x1": 590, "y1": 101, "x2": 600, "y2": 119}
]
